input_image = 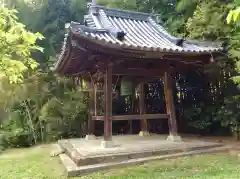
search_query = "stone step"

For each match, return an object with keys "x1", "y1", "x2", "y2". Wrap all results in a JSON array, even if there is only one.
[
  {"x1": 58, "y1": 140, "x2": 223, "y2": 167},
  {"x1": 58, "y1": 140, "x2": 82, "y2": 166},
  {"x1": 59, "y1": 145, "x2": 230, "y2": 177}
]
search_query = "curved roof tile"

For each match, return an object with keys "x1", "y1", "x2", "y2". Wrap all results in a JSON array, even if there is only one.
[{"x1": 53, "y1": 4, "x2": 223, "y2": 72}]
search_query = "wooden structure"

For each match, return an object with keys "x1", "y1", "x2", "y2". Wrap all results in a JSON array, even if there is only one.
[{"x1": 53, "y1": 3, "x2": 223, "y2": 147}]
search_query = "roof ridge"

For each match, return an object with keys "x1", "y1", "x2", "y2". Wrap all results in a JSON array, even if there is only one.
[
  {"x1": 87, "y1": 5, "x2": 186, "y2": 47},
  {"x1": 69, "y1": 22, "x2": 126, "y2": 41},
  {"x1": 88, "y1": 3, "x2": 158, "y2": 21}
]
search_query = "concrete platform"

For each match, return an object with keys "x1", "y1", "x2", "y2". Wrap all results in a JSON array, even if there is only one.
[{"x1": 57, "y1": 135, "x2": 229, "y2": 177}]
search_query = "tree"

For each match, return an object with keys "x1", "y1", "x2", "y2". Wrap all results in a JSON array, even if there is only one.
[
  {"x1": 97, "y1": 0, "x2": 138, "y2": 11},
  {"x1": 174, "y1": 0, "x2": 240, "y2": 138},
  {"x1": 4, "y1": 0, "x2": 87, "y2": 68},
  {"x1": 0, "y1": 6, "x2": 43, "y2": 83}
]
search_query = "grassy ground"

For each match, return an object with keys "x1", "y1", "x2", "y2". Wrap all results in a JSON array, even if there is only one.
[{"x1": 0, "y1": 144, "x2": 240, "y2": 179}]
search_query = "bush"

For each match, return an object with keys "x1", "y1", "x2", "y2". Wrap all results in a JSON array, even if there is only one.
[
  {"x1": 38, "y1": 89, "x2": 88, "y2": 142},
  {"x1": 216, "y1": 95, "x2": 240, "y2": 140},
  {"x1": 184, "y1": 103, "x2": 219, "y2": 133},
  {"x1": 43, "y1": 116, "x2": 87, "y2": 142},
  {"x1": 4, "y1": 129, "x2": 33, "y2": 148},
  {"x1": 0, "y1": 73, "x2": 88, "y2": 148},
  {"x1": 0, "y1": 132, "x2": 7, "y2": 150}
]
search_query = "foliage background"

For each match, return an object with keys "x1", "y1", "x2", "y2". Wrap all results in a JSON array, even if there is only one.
[{"x1": 1, "y1": 0, "x2": 240, "y2": 149}]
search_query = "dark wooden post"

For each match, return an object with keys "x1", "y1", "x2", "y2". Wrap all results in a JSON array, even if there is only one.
[
  {"x1": 128, "y1": 95, "x2": 133, "y2": 134},
  {"x1": 86, "y1": 81, "x2": 96, "y2": 140},
  {"x1": 139, "y1": 83, "x2": 149, "y2": 136},
  {"x1": 102, "y1": 65, "x2": 114, "y2": 147},
  {"x1": 163, "y1": 71, "x2": 181, "y2": 141}
]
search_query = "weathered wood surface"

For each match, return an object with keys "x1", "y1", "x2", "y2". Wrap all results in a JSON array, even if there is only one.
[
  {"x1": 163, "y1": 71, "x2": 178, "y2": 136},
  {"x1": 103, "y1": 65, "x2": 113, "y2": 141}
]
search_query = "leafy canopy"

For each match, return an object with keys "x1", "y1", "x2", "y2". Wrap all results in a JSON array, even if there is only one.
[{"x1": 0, "y1": 6, "x2": 43, "y2": 83}]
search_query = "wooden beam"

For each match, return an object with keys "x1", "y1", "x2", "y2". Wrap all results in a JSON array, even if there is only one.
[
  {"x1": 103, "y1": 65, "x2": 113, "y2": 141},
  {"x1": 113, "y1": 68, "x2": 165, "y2": 77},
  {"x1": 163, "y1": 71, "x2": 178, "y2": 136},
  {"x1": 92, "y1": 114, "x2": 169, "y2": 121},
  {"x1": 67, "y1": 52, "x2": 203, "y2": 77}
]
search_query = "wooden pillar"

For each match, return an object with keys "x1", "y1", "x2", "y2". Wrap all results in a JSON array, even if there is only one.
[
  {"x1": 86, "y1": 81, "x2": 96, "y2": 140},
  {"x1": 139, "y1": 83, "x2": 149, "y2": 136},
  {"x1": 128, "y1": 95, "x2": 133, "y2": 134},
  {"x1": 163, "y1": 71, "x2": 181, "y2": 141},
  {"x1": 102, "y1": 65, "x2": 114, "y2": 147}
]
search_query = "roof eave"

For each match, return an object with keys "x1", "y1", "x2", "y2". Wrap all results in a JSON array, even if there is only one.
[{"x1": 70, "y1": 28, "x2": 223, "y2": 56}]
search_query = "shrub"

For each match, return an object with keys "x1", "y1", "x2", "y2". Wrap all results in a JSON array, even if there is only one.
[
  {"x1": 0, "y1": 72, "x2": 88, "y2": 148},
  {"x1": 216, "y1": 95, "x2": 240, "y2": 140},
  {"x1": 4, "y1": 129, "x2": 33, "y2": 148},
  {"x1": 0, "y1": 132, "x2": 7, "y2": 150}
]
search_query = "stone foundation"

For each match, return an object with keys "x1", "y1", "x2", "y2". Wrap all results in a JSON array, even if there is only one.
[
  {"x1": 167, "y1": 135, "x2": 182, "y2": 142},
  {"x1": 101, "y1": 140, "x2": 115, "y2": 148},
  {"x1": 139, "y1": 131, "x2": 150, "y2": 137},
  {"x1": 85, "y1": 135, "x2": 96, "y2": 140},
  {"x1": 57, "y1": 135, "x2": 228, "y2": 177}
]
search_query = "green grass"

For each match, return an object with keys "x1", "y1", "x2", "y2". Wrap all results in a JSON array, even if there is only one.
[{"x1": 0, "y1": 145, "x2": 240, "y2": 179}]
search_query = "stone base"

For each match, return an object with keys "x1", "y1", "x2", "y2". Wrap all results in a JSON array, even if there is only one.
[
  {"x1": 101, "y1": 140, "x2": 115, "y2": 148},
  {"x1": 85, "y1": 135, "x2": 96, "y2": 140},
  {"x1": 139, "y1": 131, "x2": 150, "y2": 137},
  {"x1": 167, "y1": 135, "x2": 182, "y2": 142},
  {"x1": 58, "y1": 135, "x2": 228, "y2": 177},
  {"x1": 59, "y1": 145, "x2": 230, "y2": 177}
]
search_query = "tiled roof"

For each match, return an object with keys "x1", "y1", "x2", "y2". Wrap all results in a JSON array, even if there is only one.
[
  {"x1": 53, "y1": 4, "x2": 223, "y2": 72},
  {"x1": 68, "y1": 4, "x2": 222, "y2": 53}
]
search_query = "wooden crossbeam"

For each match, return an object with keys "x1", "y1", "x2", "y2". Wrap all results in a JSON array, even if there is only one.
[{"x1": 92, "y1": 114, "x2": 169, "y2": 121}]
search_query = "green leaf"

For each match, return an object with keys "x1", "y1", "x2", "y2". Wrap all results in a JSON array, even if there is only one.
[
  {"x1": 227, "y1": 7, "x2": 240, "y2": 24},
  {"x1": 233, "y1": 8, "x2": 240, "y2": 22},
  {"x1": 227, "y1": 10, "x2": 234, "y2": 24},
  {"x1": 232, "y1": 76, "x2": 240, "y2": 84}
]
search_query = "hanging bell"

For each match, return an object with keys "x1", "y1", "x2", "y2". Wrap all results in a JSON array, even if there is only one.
[{"x1": 120, "y1": 77, "x2": 133, "y2": 96}]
